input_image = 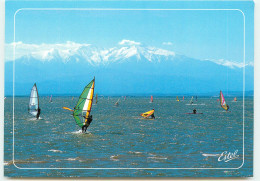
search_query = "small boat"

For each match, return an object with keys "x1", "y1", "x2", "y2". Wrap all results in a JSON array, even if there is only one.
[
  {"x1": 62, "y1": 77, "x2": 95, "y2": 132},
  {"x1": 28, "y1": 83, "x2": 41, "y2": 119},
  {"x1": 220, "y1": 90, "x2": 229, "y2": 111},
  {"x1": 149, "y1": 95, "x2": 153, "y2": 103}
]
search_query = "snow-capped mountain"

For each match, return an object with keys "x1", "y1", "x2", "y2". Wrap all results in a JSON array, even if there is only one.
[{"x1": 4, "y1": 40, "x2": 254, "y2": 95}]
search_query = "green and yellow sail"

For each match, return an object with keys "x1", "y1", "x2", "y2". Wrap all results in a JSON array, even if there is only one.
[{"x1": 73, "y1": 78, "x2": 95, "y2": 128}]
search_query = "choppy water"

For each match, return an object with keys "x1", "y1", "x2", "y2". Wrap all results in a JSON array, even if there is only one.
[{"x1": 4, "y1": 96, "x2": 253, "y2": 177}]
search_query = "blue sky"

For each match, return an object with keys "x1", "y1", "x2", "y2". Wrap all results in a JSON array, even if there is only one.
[{"x1": 5, "y1": 0, "x2": 254, "y2": 63}]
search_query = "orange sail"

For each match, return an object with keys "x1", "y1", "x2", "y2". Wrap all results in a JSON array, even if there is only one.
[{"x1": 150, "y1": 95, "x2": 153, "y2": 103}]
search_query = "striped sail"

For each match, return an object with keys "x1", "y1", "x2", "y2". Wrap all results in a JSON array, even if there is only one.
[
  {"x1": 220, "y1": 91, "x2": 229, "y2": 111},
  {"x1": 73, "y1": 78, "x2": 95, "y2": 128},
  {"x1": 28, "y1": 83, "x2": 40, "y2": 117}
]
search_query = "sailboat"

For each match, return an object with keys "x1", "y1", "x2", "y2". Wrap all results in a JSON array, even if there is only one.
[
  {"x1": 150, "y1": 95, "x2": 153, "y2": 103},
  {"x1": 95, "y1": 94, "x2": 98, "y2": 104},
  {"x1": 220, "y1": 91, "x2": 229, "y2": 111},
  {"x1": 49, "y1": 95, "x2": 53, "y2": 103},
  {"x1": 62, "y1": 77, "x2": 95, "y2": 131},
  {"x1": 176, "y1": 96, "x2": 180, "y2": 102},
  {"x1": 114, "y1": 98, "x2": 120, "y2": 106},
  {"x1": 28, "y1": 83, "x2": 41, "y2": 119}
]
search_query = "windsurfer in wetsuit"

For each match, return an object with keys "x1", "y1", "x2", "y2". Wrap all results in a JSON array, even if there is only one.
[
  {"x1": 193, "y1": 109, "x2": 197, "y2": 114},
  {"x1": 150, "y1": 109, "x2": 155, "y2": 119},
  {"x1": 226, "y1": 105, "x2": 230, "y2": 111},
  {"x1": 82, "y1": 115, "x2": 93, "y2": 133},
  {"x1": 36, "y1": 108, "x2": 41, "y2": 119}
]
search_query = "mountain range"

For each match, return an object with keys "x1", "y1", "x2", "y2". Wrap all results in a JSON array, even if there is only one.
[{"x1": 4, "y1": 41, "x2": 254, "y2": 96}]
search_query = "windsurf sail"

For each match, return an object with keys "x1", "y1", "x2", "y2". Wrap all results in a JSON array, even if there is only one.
[
  {"x1": 72, "y1": 78, "x2": 95, "y2": 128},
  {"x1": 220, "y1": 91, "x2": 229, "y2": 111},
  {"x1": 234, "y1": 97, "x2": 237, "y2": 102},
  {"x1": 190, "y1": 96, "x2": 194, "y2": 104},
  {"x1": 115, "y1": 98, "x2": 120, "y2": 106},
  {"x1": 183, "y1": 96, "x2": 184, "y2": 100},
  {"x1": 141, "y1": 109, "x2": 154, "y2": 118},
  {"x1": 49, "y1": 95, "x2": 52, "y2": 103},
  {"x1": 95, "y1": 94, "x2": 98, "y2": 104},
  {"x1": 28, "y1": 83, "x2": 40, "y2": 117},
  {"x1": 150, "y1": 96, "x2": 153, "y2": 103},
  {"x1": 176, "y1": 96, "x2": 180, "y2": 102}
]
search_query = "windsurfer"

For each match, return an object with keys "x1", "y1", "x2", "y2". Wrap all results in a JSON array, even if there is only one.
[
  {"x1": 36, "y1": 108, "x2": 41, "y2": 119},
  {"x1": 193, "y1": 109, "x2": 197, "y2": 114},
  {"x1": 82, "y1": 115, "x2": 93, "y2": 133},
  {"x1": 226, "y1": 105, "x2": 229, "y2": 111},
  {"x1": 150, "y1": 109, "x2": 155, "y2": 119}
]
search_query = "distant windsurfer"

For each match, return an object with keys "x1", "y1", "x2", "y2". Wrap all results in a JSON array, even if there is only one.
[
  {"x1": 193, "y1": 109, "x2": 197, "y2": 114},
  {"x1": 82, "y1": 115, "x2": 93, "y2": 133},
  {"x1": 36, "y1": 108, "x2": 41, "y2": 119}
]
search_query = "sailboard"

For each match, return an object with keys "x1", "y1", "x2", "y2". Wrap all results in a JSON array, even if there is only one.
[
  {"x1": 28, "y1": 83, "x2": 40, "y2": 118},
  {"x1": 62, "y1": 77, "x2": 95, "y2": 129},
  {"x1": 183, "y1": 96, "x2": 184, "y2": 100},
  {"x1": 141, "y1": 109, "x2": 154, "y2": 118},
  {"x1": 49, "y1": 95, "x2": 52, "y2": 103},
  {"x1": 150, "y1": 95, "x2": 153, "y2": 103},
  {"x1": 233, "y1": 97, "x2": 237, "y2": 102},
  {"x1": 176, "y1": 96, "x2": 180, "y2": 102},
  {"x1": 220, "y1": 90, "x2": 229, "y2": 111}
]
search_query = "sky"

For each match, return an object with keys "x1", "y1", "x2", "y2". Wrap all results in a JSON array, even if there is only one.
[{"x1": 5, "y1": 0, "x2": 254, "y2": 64}]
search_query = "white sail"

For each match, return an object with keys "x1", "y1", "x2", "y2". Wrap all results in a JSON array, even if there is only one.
[{"x1": 29, "y1": 83, "x2": 39, "y2": 117}]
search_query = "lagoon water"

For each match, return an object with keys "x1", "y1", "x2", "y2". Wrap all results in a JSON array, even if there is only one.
[{"x1": 4, "y1": 96, "x2": 253, "y2": 177}]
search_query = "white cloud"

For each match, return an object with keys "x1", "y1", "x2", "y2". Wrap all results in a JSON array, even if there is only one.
[
  {"x1": 118, "y1": 39, "x2": 141, "y2": 46},
  {"x1": 162, "y1": 42, "x2": 173, "y2": 46},
  {"x1": 5, "y1": 41, "x2": 91, "y2": 61},
  {"x1": 205, "y1": 59, "x2": 253, "y2": 68}
]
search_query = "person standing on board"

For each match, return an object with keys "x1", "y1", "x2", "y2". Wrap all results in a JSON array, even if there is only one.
[
  {"x1": 82, "y1": 115, "x2": 93, "y2": 133},
  {"x1": 36, "y1": 108, "x2": 41, "y2": 119},
  {"x1": 193, "y1": 109, "x2": 197, "y2": 114},
  {"x1": 150, "y1": 109, "x2": 155, "y2": 119}
]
